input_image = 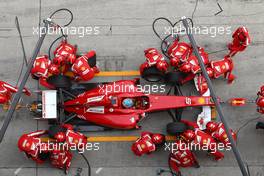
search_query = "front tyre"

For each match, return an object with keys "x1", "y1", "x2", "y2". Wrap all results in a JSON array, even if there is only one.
[
  {"x1": 141, "y1": 66, "x2": 165, "y2": 83},
  {"x1": 166, "y1": 122, "x2": 188, "y2": 135}
]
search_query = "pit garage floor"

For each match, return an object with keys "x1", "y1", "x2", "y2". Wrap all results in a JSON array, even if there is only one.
[{"x1": 0, "y1": 0, "x2": 264, "y2": 176}]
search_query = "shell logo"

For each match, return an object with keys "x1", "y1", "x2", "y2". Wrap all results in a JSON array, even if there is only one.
[{"x1": 198, "y1": 97, "x2": 205, "y2": 104}]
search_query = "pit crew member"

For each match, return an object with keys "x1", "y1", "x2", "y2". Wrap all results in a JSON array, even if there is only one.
[
  {"x1": 131, "y1": 131, "x2": 165, "y2": 156},
  {"x1": 0, "y1": 80, "x2": 31, "y2": 104}
]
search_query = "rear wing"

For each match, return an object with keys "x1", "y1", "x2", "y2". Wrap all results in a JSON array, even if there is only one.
[{"x1": 42, "y1": 90, "x2": 57, "y2": 119}]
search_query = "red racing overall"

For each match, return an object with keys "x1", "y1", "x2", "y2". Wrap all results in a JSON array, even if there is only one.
[
  {"x1": 18, "y1": 124, "x2": 87, "y2": 172},
  {"x1": 256, "y1": 85, "x2": 264, "y2": 114},
  {"x1": 0, "y1": 80, "x2": 31, "y2": 104},
  {"x1": 131, "y1": 131, "x2": 165, "y2": 156},
  {"x1": 228, "y1": 27, "x2": 250, "y2": 57},
  {"x1": 206, "y1": 121, "x2": 237, "y2": 147},
  {"x1": 169, "y1": 140, "x2": 199, "y2": 175},
  {"x1": 140, "y1": 48, "x2": 169, "y2": 73}
]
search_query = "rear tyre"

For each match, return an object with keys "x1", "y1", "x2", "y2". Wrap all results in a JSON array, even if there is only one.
[
  {"x1": 164, "y1": 71, "x2": 184, "y2": 86},
  {"x1": 66, "y1": 118, "x2": 89, "y2": 125},
  {"x1": 141, "y1": 66, "x2": 165, "y2": 83},
  {"x1": 166, "y1": 122, "x2": 188, "y2": 135},
  {"x1": 82, "y1": 83, "x2": 98, "y2": 91},
  {"x1": 47, "y1": 75, "x2": 72, "y2": 89},
  {"x1": 48, "y1": 125, "x2": 67, "y2": 138},
  {"x1": 70, "y1": 83, "x2": 99, "y2": 96}
]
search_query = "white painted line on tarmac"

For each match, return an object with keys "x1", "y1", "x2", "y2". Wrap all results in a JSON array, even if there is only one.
[
  {"x1": 14, "y1": 167, "x2": 22, "y2": 175},
  {"x1": 96, "y1": 167, "x2": 103, "y2": 174}
]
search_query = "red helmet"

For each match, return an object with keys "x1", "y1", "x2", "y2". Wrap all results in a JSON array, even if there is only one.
[
  {"x1": 259, "y1": 85, "x2": 264, "y2": 97},
  {"x1": 206, "y1": 121, "x2": 218, "y2": 132},
  {"x1": 53, "y1": 56, "x2": 65, "y2": 65},
  {"x1": 206, "y1": 67, "x2": 214, "y2": 78},
  {"x1": 197, "y1": 76, "x2": 208, "y2": 95},
  {"x1": 156, "y1": 60, "x2": 169, "y2": 72},
  {"x1": 198, "y1": 47, "x2": 209, "y2": 65},
  {"x1": 151, "y1": 133, "x2": 165, "y2": 145},
  {"x1": 31, "y1": 55, "x2": 50, "y2": 78},
  {"x1": 167, "y1": 39, "x2": 179, "y2": 56},
  {"x1": 49, "y1": 64, "x2": 60, "y2": 75},
  {"x1": 62, "y1": 124, "x2": 74, "y2": 130},
  {"x1": 144, "y1": 48, "x2": 158, "y2": 55},
  {"x1": 53, "y1": 40, "x2": 77, "y2": 65},
  {"x1": 17, "y1": 135, "x2": 38, "y2": 152},
  {"x1": 257, "y1": 97, "x2": 264, "y2": 108},
  {"x1": 67, "y1": 54, "x2": 77, "y2": 64},
  {"x1": 179, "y1": 63, "x2": 191, "y2": 73},
  {"x1": 200, "y1": 83, "x2": 208, "y2": 95},
  {"x1": 54, "y1": 132, "x2": 66, "y2": 143},
  {"x1": 182, "y1": 130, "x2": 195, "y2": 141},
  {"x1": 170, "y1": 57, "x2": 180, "y2": 67},
  {"x1": 79, "y1": 135, "x2": 88, "y2": 148}
]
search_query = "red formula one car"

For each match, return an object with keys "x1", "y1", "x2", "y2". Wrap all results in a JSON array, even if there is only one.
[{"x1": 32, "y1": 78, "x2": 215, "y2": 131}]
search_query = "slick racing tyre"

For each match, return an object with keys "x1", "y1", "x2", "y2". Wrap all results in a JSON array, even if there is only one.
[
  {"x1": 166, "y1": 122, "x2": 188, "y2": 135},
  {"x1": 70, "y1": 83, "x2": 99, "y2": 95},
  {"x1": 141, "y1": 66, "x2": 165, "y2": 82},
  {"x1": 66, "y1": 118, "x2": 89, "y2": 125},
  {"x1": 47, "y1": 75, "x2": 72, "y2": 89},
  {"x1": 164, "y1": 71, "x2": 184, "y2": 86}
]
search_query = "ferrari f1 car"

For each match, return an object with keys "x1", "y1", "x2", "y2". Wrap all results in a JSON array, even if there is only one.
[{"x1": 31, "y1": 77, "x2": 215, "y2": 131}]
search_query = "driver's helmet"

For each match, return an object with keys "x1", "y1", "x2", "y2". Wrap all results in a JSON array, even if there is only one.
[{"x1": 122, "y1": 98, "x2": 135, "y2": 108}]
